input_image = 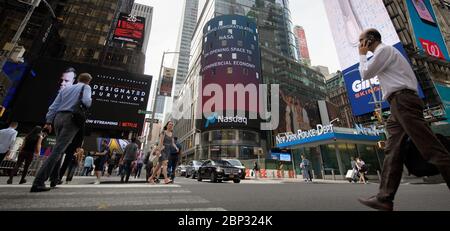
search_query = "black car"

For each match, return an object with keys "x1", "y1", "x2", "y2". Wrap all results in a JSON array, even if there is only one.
[
  {"x1": 223, "y1": 159, "x2": 246, "y2": 179},
  {"x1": 185, "y1": 160, "x2": 204, "y2": 179},
  {"x1": 197, "y1": 160, "x2": 242, "y2": 183}
]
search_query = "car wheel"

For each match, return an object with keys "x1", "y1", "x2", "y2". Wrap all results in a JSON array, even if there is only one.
[
  {"x1": 233, "y1": 179, "x2": 241, "y2": 183},
  {"x1": 197, "y1": 174, "x2": 202, "y2": 182},
  {"x1": 210, "y1": 173, "x2": 217, "y2": 183}
]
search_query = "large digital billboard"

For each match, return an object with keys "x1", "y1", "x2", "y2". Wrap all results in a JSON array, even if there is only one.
[
  {"x1": 199, "y1": 15, "x2": 262, "y2": 130},
  {"x1": 113, "y1": 13, "x2": 146, "y2": 46},
  {"x1": 405, "y1": 0, "x2": 450, "y2": 61},
  {"x1": 11, "y1": 58, "x2": 152, "y2": 132},
  {"x1": 275, "y1": 89, "x2": 322, "y2": 135},
  {"x1": 324, "y1": 0, "x2": 422, "y2": 116}
]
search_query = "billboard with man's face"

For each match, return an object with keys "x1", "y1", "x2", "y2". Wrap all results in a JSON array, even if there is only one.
[{"x1": 11, "y1": 58, "x2": 152, "y2": 132}]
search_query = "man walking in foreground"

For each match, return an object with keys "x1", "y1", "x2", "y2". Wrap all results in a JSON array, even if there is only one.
[
  {"x1": 30, "y1": 73, "x2": 92, "y2": 192},
  {"x1": 357, "y1": 29, "x2": 450, "y2": 211}
]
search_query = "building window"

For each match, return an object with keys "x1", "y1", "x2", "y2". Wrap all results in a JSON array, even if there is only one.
[
  {"x1": 219, "y1": 20, "x2": 223, "y2": 26},
  {"x1": 232, "y1": 20, "x2": 236, "y2": 25},
  {"x1": 227, "y1": 67, "x2": 233, "y2": 74},
  {"x1": 228, "y1": 29, "x2": 233, "y2": 34}
]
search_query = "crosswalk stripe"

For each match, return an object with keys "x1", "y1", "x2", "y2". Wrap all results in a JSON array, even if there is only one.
[
  {"x1": 136, "y1": 207, "x2": 227, "y2": 211},
  {"x1": 0, "y1": 184, "x2": 181, "y2": 188}
]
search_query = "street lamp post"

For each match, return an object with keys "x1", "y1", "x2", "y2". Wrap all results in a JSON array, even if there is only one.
[
  {"x1": 0, "y1": 0, "x2": 55, "y2": 73},
  {"x1": 147, "y1": 51, "x2": 190, "y2": 145}
]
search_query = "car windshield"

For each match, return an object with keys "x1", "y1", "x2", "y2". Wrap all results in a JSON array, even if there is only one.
[
  {"x1": 213, "y1": 160, "x2": 232, "y2": 166},
  {"x1": 226, "y1": 159, "x2": 242, "y2": 166},
  {"x1": 193, "y1": 161, "x2": 203, "y2": 166}
]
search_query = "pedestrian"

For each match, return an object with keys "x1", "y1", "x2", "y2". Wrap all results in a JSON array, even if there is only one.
[
  {"x1": 134, "y1": 151, "x2": 144, "y2": 179},
  {"x1": 82, "y1": 152, "x2": 94, "y2": 176},
  {"x1": 355, "y1": 157, "x2": 368, "y2": 184},
  {"x1": 350, "y1": 157, "x2": 359, "y2": 183},
  {"x1": 300, "y1": 154, "x2": 312, "y2": 182},
  {"x1": 144, "y1": 149, "x2": 154, "y2": 181},
  {"x1": 65, "y1": 148, "x2": 84, "y2": 184},
  {"x1": 357, "y1": 29, "x2": 450, "y2": 211},
  {"x1": 148, "y1": 121, "x2": 179, "y2": 184},
  {"x1": 253, "y1": 161, "x2": 259, "y2": 179},
  {"x1": 107, "y1": 150, "x2": 118, "y2": 177},
  {"x1": 7, "y1": 126, "x2": 45, "y2": 184},
  {"x1": 30, "y1": 73, "x2": 92, "y2": 192},
  {"x1": 94, "y1": 139, "x2": 109, "y2": 184},
  {"x1": 278, "y1": 162, "x2": 285, "y2": 178},
  {"x1": 120, "y1": 138, "x2": 139, "y2": 183},
  {"x1": 167, "y1": 137, "x2": 182, "y2": 182},
  {"x1": 51, "y1": 130, "x2": 84, "y2": 186},
  {"x1": 0, "y1": 122, "x2": 18, "y2": 163}
]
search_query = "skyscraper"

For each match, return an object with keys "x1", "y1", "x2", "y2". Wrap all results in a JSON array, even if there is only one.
[
  {"x1": 173, "y1": 0, "x2": 327, "y2": 162},
  {"x1": 131, "y1": 3, "x2": 153, "y2": 54},
  {"x1": 293, "y1": 25, "x2": 311, "y2": 66},
  {"x1": 173, "y1": 0, "x2": 199, "y2": 98}
]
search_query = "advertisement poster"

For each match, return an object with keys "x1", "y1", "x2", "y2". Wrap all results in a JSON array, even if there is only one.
[
  {"x1": 199, "y1": 15, "x2": 262, "y2": 130},
  {"x1": 405, "y1": 0, "x2": 450, "y2": 61},
  {"x1": 276, "y1": 89, "x2": 321, "y2": 135},
  {"x1": 159, "y1": 67, "x2": 175, "y2": 97},
  {"x1": 324, "y1": 0, "x2": 413, "y2": 116},
  {"x1": 113, "y1": 13, "x2": 146, "y2": 45},
  {"x1": 435, "y1": 83, "x2": 450, "y2": 123},
  {"x1": 11, "y1": 58, "x2": 152, "y2": 132},
  {"x1": 412, "y1": 0, "x2": 435, "y2": 24}
]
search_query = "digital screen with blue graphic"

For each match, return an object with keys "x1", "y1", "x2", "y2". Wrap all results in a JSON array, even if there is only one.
[
  {"x1": 325, "y1": 0, "x2": 424, "y2": 117},
  {"x1": 406, "y1": 0, "x2": 450, "y2": 61},
  {"x1": 1, "y1": 61, "x2": 29, "y2": 108},
  {"x1": 200, "y1": 15, "x2": 262, "y2": 130}
]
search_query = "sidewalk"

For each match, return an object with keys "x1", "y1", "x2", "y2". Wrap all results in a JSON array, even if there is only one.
[{"x1": 0, "y1": 176, "x2": 148, "y2": 186}]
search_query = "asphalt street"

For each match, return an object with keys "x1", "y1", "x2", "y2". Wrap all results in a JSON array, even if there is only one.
[{"x1": 0, "y1": 176, "x2": 448, "y2": 211}]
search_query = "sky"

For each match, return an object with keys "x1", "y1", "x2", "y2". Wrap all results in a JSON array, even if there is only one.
[{"x1": 135, "y1": 0, "x2": 341, "y2": 109}]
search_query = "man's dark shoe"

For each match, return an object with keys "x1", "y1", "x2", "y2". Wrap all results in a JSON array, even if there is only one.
[
  {"x1": 57, "y1": 180, "x2": 63, "y2": 185},
  {"x1": 30, "y1": 186, "x2": 51, "y2": 193},
  {"x1": 358, "y1": 196, "x2": 393, "y2": 211},
  {"x1": 6, "y1": 179, "x2": 12, "y2": 184},
  {"x1": 19, "y1": 179, "x2": 27, "y2": 184},
  {"x1": 50, "y1": 182, "x2": 57, "y2": 188}
]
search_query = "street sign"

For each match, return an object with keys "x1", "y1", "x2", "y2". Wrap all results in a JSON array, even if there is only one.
[
  {"x1": 145, "y1": 118, "x2": 159, "y2": 123},
  {"x1": 138, "y1": 110, "x2": 152, "y2": 114}
]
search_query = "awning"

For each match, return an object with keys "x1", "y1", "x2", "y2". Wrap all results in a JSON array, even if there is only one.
[{"x1": 276, "y1": 132, "x2": 381, "y2": 149}]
